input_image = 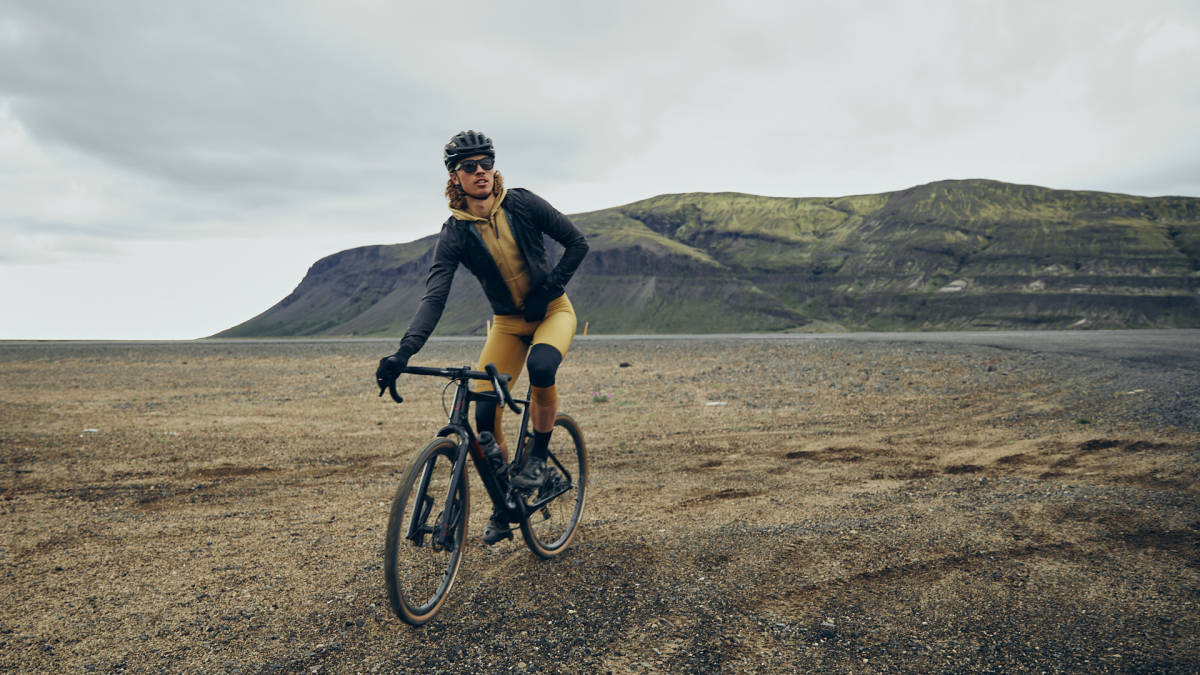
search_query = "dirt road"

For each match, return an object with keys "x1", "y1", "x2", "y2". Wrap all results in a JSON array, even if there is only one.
[{"x1": 2, "y1": 334, "x2": 1197, "y2": 672}]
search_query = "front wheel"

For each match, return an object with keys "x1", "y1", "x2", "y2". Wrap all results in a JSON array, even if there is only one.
[
  {"x1": 383, "y1": 437, "x2": 468, "y2": 625},
  {"x1": 519, "y1": 414, "x2": 587, "y2": 558}
]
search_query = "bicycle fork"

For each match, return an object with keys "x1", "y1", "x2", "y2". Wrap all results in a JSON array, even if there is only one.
[{"x1": 404, "y1": 441, "x2": 472, "y2": 552}]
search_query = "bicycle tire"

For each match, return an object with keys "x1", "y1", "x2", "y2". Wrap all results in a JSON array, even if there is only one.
[
  {"x1": 519, "y1": 414, "x2": 587, "y2": 558},
  {"x1": 383, "y1": 437, "x2": 469, "y2": 625}
]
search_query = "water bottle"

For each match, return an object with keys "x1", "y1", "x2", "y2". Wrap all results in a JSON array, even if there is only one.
[{"x1": 478, "y1": 432, "x2": 506, "y2": 477}]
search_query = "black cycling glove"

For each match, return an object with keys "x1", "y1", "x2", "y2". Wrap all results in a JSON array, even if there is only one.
[
  {"x1": 375, "y1": 349, "x2": 411, "y2": 391},
  {"x1": 522, "y1": 283, "x2": 556, "y2": 323}
]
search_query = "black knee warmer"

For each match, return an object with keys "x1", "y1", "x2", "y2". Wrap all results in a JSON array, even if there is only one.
[{"x1": 526, "y1": 344, "x2": 563, "y2": 388}]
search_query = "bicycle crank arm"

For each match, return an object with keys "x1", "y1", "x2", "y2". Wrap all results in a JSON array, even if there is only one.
[{"x1": 524, "y1": 483, "x2": 571, "y2": 512}]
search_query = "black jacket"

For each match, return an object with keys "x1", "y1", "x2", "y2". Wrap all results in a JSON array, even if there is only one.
[{"x1": 397, "y1": 188, "x2": 589, "y2": 356}]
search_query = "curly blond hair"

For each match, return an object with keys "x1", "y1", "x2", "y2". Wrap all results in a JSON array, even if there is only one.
[{"x1": 445, "y1": 171, "x2": 504, "y2": 211}]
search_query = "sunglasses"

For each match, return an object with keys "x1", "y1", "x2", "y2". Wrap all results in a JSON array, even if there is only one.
[{"x1": 455, "y1": 158, "x2": 494, "y2": 173}]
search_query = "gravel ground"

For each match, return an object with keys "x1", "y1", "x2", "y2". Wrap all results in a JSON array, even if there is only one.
[{"x1": 1, "y1": 334, "x2": 1197, "y2": 673}]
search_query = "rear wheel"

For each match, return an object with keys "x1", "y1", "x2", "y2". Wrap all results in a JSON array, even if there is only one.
[
  {"x1": 383, "y1": 437, "x2": 468, "y2": 625},
  {"x1": 519, "y1": 414, "x2": 587, "y2": 558}
]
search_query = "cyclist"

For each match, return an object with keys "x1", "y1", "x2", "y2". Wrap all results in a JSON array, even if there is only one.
[{"x1": 376, "y1": 130, "x2": 589, "y2": 545}]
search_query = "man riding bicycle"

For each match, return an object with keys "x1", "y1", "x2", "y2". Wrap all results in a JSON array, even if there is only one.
[{"x1": 376, "y1": 130, "x2": 588, "y2": 545}]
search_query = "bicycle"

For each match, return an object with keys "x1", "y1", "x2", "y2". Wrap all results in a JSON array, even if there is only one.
[{"x1": 379, "y1": 363, "x2": 587, "y2": 626}]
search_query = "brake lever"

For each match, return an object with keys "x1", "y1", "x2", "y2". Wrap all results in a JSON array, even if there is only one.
[
  {"x1": 378, "y1": 379, "x2": 403, "y2": 403},
  {"x1": 484, "y1": 363, "x2": 522, "y2": 414},
  {"x1": 502, "y1": 382, "x2": 521, "y2": 414}
]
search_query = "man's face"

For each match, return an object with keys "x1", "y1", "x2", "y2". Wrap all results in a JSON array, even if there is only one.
[{"x1": 452, "y1": 154, "x2": 494, "y2": 199}]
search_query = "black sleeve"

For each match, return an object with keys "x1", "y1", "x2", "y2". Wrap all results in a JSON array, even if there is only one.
[
  {"x1": 397, "y1": 227, "x2": 459, "y2": 357},
  {"x1": 526, "y1": 190, "x2": 589, "y2": 293}
]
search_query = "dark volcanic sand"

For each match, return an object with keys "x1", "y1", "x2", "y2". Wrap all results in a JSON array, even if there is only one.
[{"x1": 1, "y1": 333, "x2": 1197, "y2": 672}]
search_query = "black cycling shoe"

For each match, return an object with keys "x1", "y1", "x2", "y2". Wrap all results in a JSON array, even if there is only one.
[
  {"x1": 509, "y1": 458, "x2": 549, "y2": 491},
  {"x1": 482, "y1": 512, "x2": 512, "y2": 545}
]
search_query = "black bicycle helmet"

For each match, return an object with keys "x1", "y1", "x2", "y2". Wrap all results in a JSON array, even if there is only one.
[{"x1": 443, "y1": 130, "x2": 495, "y2": 170}]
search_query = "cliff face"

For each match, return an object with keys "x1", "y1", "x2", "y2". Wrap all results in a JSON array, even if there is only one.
[{"x1": 215, "y1": 179, "x2": 1200, "y2": 337}]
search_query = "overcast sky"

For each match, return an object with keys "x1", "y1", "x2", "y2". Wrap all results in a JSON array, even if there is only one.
[{"x1": 2, "y1": 1, "x2": 1198, "y2": 339}]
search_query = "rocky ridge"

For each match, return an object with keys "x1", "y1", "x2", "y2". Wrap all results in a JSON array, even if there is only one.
[{"x1": 216, "y1": 179, "x2": 1200, "y2": 337}]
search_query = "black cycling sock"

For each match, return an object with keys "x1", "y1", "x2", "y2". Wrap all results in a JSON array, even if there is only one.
[{"x1": 531, "y1": 429, "x2": 552, "y2": 461}]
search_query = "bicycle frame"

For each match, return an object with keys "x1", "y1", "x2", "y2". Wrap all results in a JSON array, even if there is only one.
[{"x1": 399, "y1": 368, "x2": 573, "y2": 552}]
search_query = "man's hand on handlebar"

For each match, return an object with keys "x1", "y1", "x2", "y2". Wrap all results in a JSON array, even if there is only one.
[{"x1": 376, "y1": 350, "x2": 410, "y2": 396}]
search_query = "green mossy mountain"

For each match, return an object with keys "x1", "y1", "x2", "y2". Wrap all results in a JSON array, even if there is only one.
[{"x1": 216, "y1": 179, "x2": 1199, "y2": 337}]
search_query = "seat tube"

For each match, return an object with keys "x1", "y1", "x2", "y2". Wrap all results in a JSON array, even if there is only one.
[{"x1": 513, "y1": 385, "x2": 532, "y2": 466}]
